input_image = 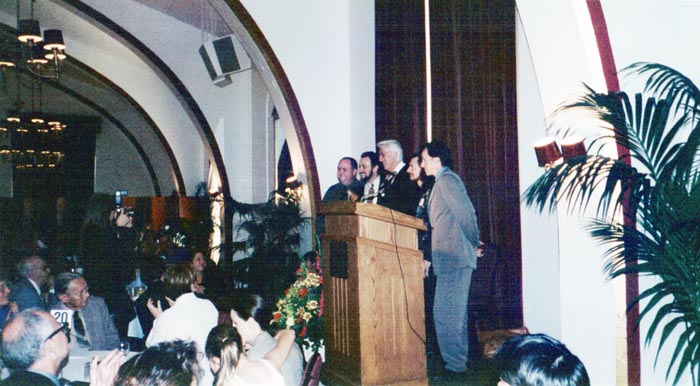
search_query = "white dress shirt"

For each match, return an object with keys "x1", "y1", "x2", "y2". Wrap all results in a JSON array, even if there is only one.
[
  {"x1": 363, "y1": 175, "x2": 381, "y2": 204},
  {"x1": 146, "y1": 292, "x2": 218, "y2": 386}
]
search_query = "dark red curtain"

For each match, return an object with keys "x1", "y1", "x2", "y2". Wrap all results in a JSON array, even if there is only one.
[
  {"x1": 376, "y1": 0, "x2": 522, "y2": 329},
  {"x1": 375, "y1": 0, "x2": 427, "y2": 154}
]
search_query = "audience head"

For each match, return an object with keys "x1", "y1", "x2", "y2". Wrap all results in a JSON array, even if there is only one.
[
  {"x1": 19, "y1": 255, "x2": 50, "y2": 286},
  {"x1": 495, "y1": 333, "x2": 590, "y2": 386},
  {"x1": 115, "y1": 340, "x2": 201, "y2": 386},
  {"x1": 359, "y1": 151, "x2": 380, "y2": 182},
  {"x1": 0, "y1": 271, "x2": 12, "y2": 306},
  {"x1": 336, "y1": 157, "x2": 358, "y2": 187},
  {"x1": 191, "y1": 251, "x2": 207, "y2": 274},
  {"x1": 2, "y1": 309, "x2": 69, "y2": 373},
  {"x1": 164, "y1": 264, "x2": 196, "y2": 300},
  {"x1": 205, "y1": 325, "x2": 240, "y2": 375},
  {"x1": 55, "y1": 272, "x2": 91, "y2": 311},
  {"x1": 377, "y1": 139, "x2": 404, "y2": 171},
  {"x1": 420, "y1": 140, "x2": 452, "y2": 176},
  {"x1": 230, "y1": 292, "x2": 271, "y2": 345},
  {"x1": 214, "y1": 331, "x2": 246, "y2": 386}
]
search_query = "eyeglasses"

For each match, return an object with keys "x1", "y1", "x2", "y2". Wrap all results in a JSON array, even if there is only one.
[{"x1": 45, "y1": 322, "x2": 70, "y2": 343}]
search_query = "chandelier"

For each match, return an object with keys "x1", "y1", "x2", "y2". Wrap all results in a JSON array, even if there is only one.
[
  {"x1": 0, "y1": 71, "x2": 66, "y2": 170},
  {"x1": 0, "y1": 0, "x2": 68, "y2": 80}
]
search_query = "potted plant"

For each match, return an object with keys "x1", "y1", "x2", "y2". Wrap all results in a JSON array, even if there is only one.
[{"x1": 524, "y1": 63, "x2": 700, "y2": 385}]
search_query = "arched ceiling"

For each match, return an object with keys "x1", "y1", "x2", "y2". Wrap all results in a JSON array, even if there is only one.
[{"x1": 0, "y1": 0, "x2": 320, "y2": 218}]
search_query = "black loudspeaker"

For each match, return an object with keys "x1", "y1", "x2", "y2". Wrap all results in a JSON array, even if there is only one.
[{"x1": 199, "y1": 35, "x2": 251, "y2": 87}]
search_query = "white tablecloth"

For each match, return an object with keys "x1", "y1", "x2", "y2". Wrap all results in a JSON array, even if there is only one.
[{"x1": 61, "y1": 348, "x2": 136, "y2": 383}]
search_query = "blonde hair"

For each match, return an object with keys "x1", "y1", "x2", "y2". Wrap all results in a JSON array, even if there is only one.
[{"x1": 213, "y1": 334, "x2": 243, "y2": 386}]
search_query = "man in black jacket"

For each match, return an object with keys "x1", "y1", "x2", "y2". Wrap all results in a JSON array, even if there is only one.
[{"x1": 376, "y1": 139, "x2": 422, "y2": 216}]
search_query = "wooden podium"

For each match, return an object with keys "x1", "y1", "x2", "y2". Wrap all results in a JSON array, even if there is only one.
[{"x1": 320, "y1": 202, "x2": 428, "y2": 386}]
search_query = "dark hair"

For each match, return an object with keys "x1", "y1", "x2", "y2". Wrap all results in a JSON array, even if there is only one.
[
  {"x1": 54, "y1": 272, "x2": 83, "y2": 296},
  {"x1": 115, "y1": 340, "x2": 201, "y2": 386},
  {"x1": 1, "y1": 309, "x2": 55, "y2": 369},
  {"x1": 230, "y1": 292, "x2": 272, "y2": 328},
  {"x1": 163, "y1": 264, "x2": 196, "y2": 299},
  {"x1": 495, "y1": 334, "x2": 590, "y2": 386},
  {"x1": 214, "y1": 330, "x2": 245, "y2": 386},
  {"x1": 360, "y1": 151, "x2": 379, "y2": 168},
  {"x1": 205, "y1": 325, "x2": 239, "y2": 359},
  {"x1": 339, "y1": 156, "x2": 358, "y2": 170},
  {"x1": 422, "y1": 140, "x2": 453, "y2": 168}
]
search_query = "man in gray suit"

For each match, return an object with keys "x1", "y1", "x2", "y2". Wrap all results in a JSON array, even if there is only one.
[
  {"x1": 11, "y1": 256, "x2": 50, "y2": 311},
  {"x1": 51, "y1": 272, "x2": 120, "y2": 350},
  {"x1": 420, "y1": 140, "x2": 479, "y2": 378}
]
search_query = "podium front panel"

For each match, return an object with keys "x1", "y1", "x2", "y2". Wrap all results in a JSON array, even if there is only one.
[{"x1": 323, "y1": 235, "x2": 426, "y2": 385}]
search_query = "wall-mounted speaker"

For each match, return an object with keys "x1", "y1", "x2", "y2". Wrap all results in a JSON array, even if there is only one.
[{"x1": 199, "y1": 35, "x2": 252, "y2": 87}]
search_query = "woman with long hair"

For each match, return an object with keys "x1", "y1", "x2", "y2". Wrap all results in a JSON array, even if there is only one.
[{"x1": 214, "y1": 328, "x2": 295, "y2": 386}]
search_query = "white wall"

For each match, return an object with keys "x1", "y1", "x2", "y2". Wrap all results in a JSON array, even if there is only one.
[
  {"x1": 517, "y1": 1, "x2": 700, "y2": 384},
  {"x1": 238, "y1": 0, "x2": 376, "y2": 194},
  {"x1": 516, "y1": 1, "x2": 617, "y2": 385}
]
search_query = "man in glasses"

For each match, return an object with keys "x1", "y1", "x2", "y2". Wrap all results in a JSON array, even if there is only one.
[
  {"x1": 0, "y1": 309, "x2": 69, "y2": 385},
  {"x1": 11, "y1": 256, "x2": 50, "y2": 311},
  {"x1": 51, "y1": 272, "x2": 120, "y2": 351}
]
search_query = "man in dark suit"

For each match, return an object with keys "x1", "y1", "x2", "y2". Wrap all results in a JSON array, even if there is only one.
[
  {"x1": 11, "y1": 256, "x2": 49, "y2": 311},
  {"x1": 376, "y1": 139, "x2": 422, "y2": 215},
  {"x1": 0, "y1": 309, "x2": 69, "y2": 386},
  {"x1": 322, "y1": 157, "x2": 364, "y2": 202},
  {"x1": 51, "y1": 272, "x2": 120, "y2": 350},
  {"x1": 420, "y1": 140, "x2": 480, "y2": 379}
]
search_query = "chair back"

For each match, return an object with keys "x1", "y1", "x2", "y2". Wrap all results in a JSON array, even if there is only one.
[{"x1": 300, "y1": 352, "x2": 323, "y2": 386}]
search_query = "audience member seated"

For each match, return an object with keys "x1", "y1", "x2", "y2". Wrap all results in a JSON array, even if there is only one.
[
  {"x1": 134, "y1": 271, "x2": 169, "y2": 338},
  {"x1": 114, "y1": 340, "x2": 201, "y2": 386},
  {"x1": 11, "y1": 256, "x2": 50, "y2": 311},
  {"x1": 205, "y1": 324, "x2": 239, "y2": 376},
  {"x1": 1, "y1": 309, "x2": 66, "y2": 386},
  {"x1": 191, "y1": 251, "x2": 208, "y2": 295},
  {"x1": 494, "y1": 333, "x2": 590, "y2": 386},
  {"x1": 0, "y1": 272, "x2": 18, "y2": 330},
  {"x1": 230, "y1": 292, "x2": 303, "y2": 386},
  {"x1": 215, "y1": 329, "x2": 296, "y2": 386},
  {"x1": 146, "y1": 264, "x2": 218, "y2": 386},
  {"x1": 50, "y1": 272, "x2": 120, "y2": 350},
  {"x1": 0, "y1": 309, "x2": 125, "y2": 386}
]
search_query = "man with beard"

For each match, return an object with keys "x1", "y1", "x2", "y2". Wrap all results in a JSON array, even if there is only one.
[{"x1": 359, "y1": 151, "x2": 381, "y2": 204}]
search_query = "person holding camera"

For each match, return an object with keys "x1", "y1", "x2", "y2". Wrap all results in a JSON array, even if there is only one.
[{"x1": 79, "y1": 193, "x2": 137, "y2": 339}]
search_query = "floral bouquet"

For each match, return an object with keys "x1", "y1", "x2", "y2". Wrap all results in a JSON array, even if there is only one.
[{"x1": 271, "y1": 254, "x2": 324, "y2": 353}]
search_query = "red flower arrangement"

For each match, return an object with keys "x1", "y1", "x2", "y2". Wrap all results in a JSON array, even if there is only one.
[{"x1": 271, "y1": 254, "x2": 324, "y2": 352}]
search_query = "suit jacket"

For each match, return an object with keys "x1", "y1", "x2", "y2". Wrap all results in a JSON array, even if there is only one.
[
  {"x1": 0, "y1": 370, "x2": 58, "y2": 386},
  {"x1": 322, "y1": 180, "x2": 364, "y2": 202},
  {"x1": 10, "y1": 277, "x2": 47, "y2": 311},
  {"x1": 49, "y1": 296, "x2": 120, "y2": 350},
  {"x1": 377, "y1": 164, "x2": 422, "y2": 216},
  {"x1": 428, "y1": 168, "x2": 479, "y2": 275}
]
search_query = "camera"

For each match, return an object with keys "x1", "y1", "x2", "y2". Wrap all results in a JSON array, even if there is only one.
[{"x1": 115, "y1": 190, "x2": 128, "y2": 213}]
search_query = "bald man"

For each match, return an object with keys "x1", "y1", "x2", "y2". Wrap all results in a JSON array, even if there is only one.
[{"x1": 1, "y1": 309, "x2": 69, "y2": 386}]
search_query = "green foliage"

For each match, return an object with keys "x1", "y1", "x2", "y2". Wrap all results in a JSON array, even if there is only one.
[
  {"x1": 230, "y1": 189, "x2": 310, "y2": 301},
  {"x1": 523, "y1": 63, "x2": 700, "y2": 385}
]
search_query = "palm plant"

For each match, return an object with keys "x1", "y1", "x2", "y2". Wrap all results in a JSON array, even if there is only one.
[
  {"x1": 230, "y1": 188, "x2": 310, "y2": 300},
  {"x1": 523, "y1": 63, "x2": 700, "y2": 385}
]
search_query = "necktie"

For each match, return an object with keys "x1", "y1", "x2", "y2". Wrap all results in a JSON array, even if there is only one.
[
  {"x1": 72, "y1": 310, "x2": 89, "y2": 347},
  {"x1": 369, "y1": 184, "x2": 375, "y2": 196}
]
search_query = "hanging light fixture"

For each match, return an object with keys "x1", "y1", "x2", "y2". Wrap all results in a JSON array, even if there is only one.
[{"x1": 15, "y1": 0, "x2": 67, "y2": 80}]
